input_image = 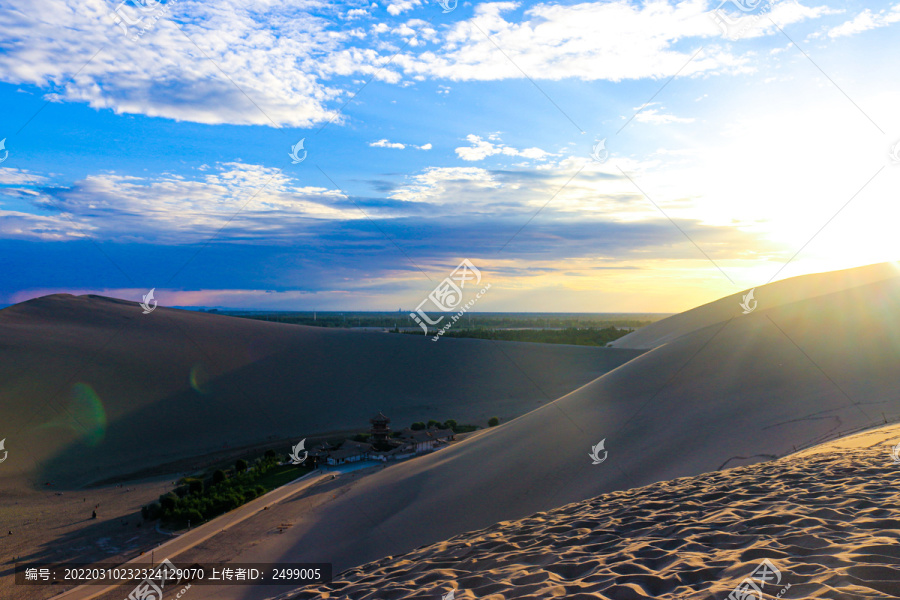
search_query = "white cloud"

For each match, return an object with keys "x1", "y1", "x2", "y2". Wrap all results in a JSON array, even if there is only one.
[
  {"x1": 383, "y1": 158, "x2": 679, "y2": 227},
  {"x1": 369, "y1": 139, "x2": 431, "y2": 149},
  {"x1": 387, "y1": 0, "x2": 422, "y2": 16},
  {"x1": 393, "y1": 0, "x2": 790, "y2": 82},
  {"x1": 727, "y1": 1, "x2": 840, "y2": 39},
  {"x1": 516, "y1": 147, "x2": 551, "y2": 159},
  {"x1": 394, "y1": 0, "x2": 838, "y2": 81},
  {"x1": 8, "y1": 163, "x2": 360, "y2": 243},
  {"x1": 455, "y1": 134, "x2": 551, "y2": 161},
  {"x1": 0, "y1": 0, "x2": 841, "y2": 128},
  {"x1": 0, "y1": 0, "x2": 363, "y2": 127},
  {"x1": 0, "y1": 209, "x2": 88, "y2": 241},
  {"x1": 1, "y1": 157, "x2": 641, "y2": 244},
  {"x1": 387, "y1": 166, "x2": 506, "y2": 204},
  {"x1": 634, "y1": 107, "x2": 695, "y2": 124},
  {"x1": 826, "y1": 5, "x2": 900, "y2": 38},
  {"x1": 456, "y1": 135, "x2": 500, "y2": 161},
  {"x1": 0, "y1": 167, "x2": 48, "y2": 185},
  {"x1": 370, "y1": 139, "x2": 407, "y2": 149}
]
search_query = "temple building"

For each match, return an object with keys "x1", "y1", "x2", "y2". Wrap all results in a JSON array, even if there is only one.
[
  {"x1": 312, "y1": 413, "x2": 457, "y2": 467},
  {"x1": 397, "y1": 427, "x2": 455, "y2": 453},
  {"x1": 326, "y1": 440, "x2": 373, "y2": 466},
  {"x1": 369, "y1": 411, "x2": 392, "y2": 449}
]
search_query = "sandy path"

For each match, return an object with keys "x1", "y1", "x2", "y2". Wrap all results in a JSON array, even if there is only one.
[{"x1": 48, "y1": 471, "x2": 328, "y2": 600}]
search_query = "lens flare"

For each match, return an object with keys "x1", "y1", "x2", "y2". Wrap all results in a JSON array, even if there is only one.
[
  {"x1": 190, "y1": 363, "x2": 212, "y2": 395},
  {"x1": 35, "y1": 383, "x2": 107, "y2": 446}
]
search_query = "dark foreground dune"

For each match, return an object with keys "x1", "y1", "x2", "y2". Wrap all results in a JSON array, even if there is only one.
[
  {"x1": 0, "y1": 294, "x2": 639, "y2": 489},
  {"x1": 279, "y1": 423, "x2": 900, "y2": 600}
]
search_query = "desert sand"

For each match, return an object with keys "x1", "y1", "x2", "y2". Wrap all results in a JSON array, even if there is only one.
[
  {"x1": 185, "y1": 262, "x2": 900, "y2": 600},
  {"x1": 6, "y1": 261, "x2": 900, "y2": 600},
  {"x1": 611, "y1": 260, "x2": 900, "y2": 349},
  {"x1": 0, "y1": 294, "x2": 636, "y2": 598},
  {"x1": 0, "y1": 293, "x2": 639, "y2": 489},
  {"x1": 278, "y1": 422, "x2": 900, "y2": 599}
]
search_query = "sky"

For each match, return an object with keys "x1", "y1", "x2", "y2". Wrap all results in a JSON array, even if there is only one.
[{"x1": 1, "y1": 0, "x2": 899, "y2": 312}]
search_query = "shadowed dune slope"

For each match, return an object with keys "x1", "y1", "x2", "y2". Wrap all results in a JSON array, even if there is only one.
[
  {"x1": 282, "y1": 423, "x2": 900, "y2": 600},
  {"x1": 240, "y1": 265, "x2": 900, "y2": 595},
  {"x1": 0, "y1": 294, "x2": 641, "y2": 488},
  {"x1": 612, "y1": 261, "x2": 900, "y2": 349}
]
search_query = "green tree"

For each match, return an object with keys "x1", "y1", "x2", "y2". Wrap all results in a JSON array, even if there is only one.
[
  {"x1": 488, "y1": 416, "x2": 500, "y2": 427},
  {"x1": 159, "y1": 492, "x2": 179, "y2": 512},
  {"x1": 212, "y1": 469, "x2": 226, "y2": 484},
  {"x1": 142, "y1": 502, "x2": 162, "y2": 521},
  {"x1": 410, "y1": 422, "x2": 425, "y2": 430},
  {"x1": 235, "y1": 459, "x2": 248, "y2": 472}
]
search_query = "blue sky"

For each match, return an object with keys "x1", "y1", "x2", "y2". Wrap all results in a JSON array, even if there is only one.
[{"x1": 1, "y1": 0, "x2": 899, "y2": 311}]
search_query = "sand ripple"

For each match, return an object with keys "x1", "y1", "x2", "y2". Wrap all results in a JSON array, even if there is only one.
[{"x1": 276, "y1": 440, "x2": 900, "y2": 599}]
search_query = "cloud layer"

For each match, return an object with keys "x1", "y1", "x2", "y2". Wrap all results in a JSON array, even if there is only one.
[{"x1": 0, "y1": 0, "x2": 833, "y2": 127}]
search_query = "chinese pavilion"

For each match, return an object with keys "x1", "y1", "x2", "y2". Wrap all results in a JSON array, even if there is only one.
[{"x1": 370, "y1": 411, "x2": 392, "y2": 448}]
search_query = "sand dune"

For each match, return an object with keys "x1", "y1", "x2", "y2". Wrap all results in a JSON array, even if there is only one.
[
  {"x1": 7, "y1": 261, "x2": 900, "y2": 600},
  {"x1": 612, "y1": 261, "x2": 899, "y2": 349},
  {"x1": 280, "y1": 422, "x2": 900, "y2": 599},
  {"x1": 203, "y1": 262, "x2": 900, "y2": 599},
  {"x1": 0, "y1": 294, "x2": 638, "y2": 489}
]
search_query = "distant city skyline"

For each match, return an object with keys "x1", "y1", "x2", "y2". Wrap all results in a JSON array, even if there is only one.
[{"x1": 2, "y1": 0, "x2": 899, "y2": 312}]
